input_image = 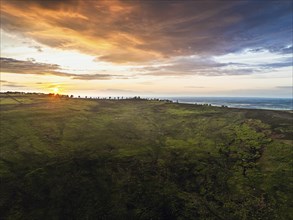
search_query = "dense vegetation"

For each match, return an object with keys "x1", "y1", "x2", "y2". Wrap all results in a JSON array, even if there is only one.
[{"x1": 0, "y1": 93, "x2": 292, "y2": 219}]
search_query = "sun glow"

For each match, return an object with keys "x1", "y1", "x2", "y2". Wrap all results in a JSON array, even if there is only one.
[{"x1": 52, "y1": 87, "x2": 60, "y2": 95}]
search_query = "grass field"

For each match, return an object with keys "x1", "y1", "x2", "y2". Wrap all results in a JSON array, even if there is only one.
[{"x1": 0, "y1": 93, "x2": 292, "y2": 219}]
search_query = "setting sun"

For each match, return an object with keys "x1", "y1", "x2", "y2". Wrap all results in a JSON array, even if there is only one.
[{"x1": 52, "y1": 87, "x2": 60, "y2": 95}]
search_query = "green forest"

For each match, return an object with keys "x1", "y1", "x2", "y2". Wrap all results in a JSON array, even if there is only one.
[{"x1": 0, "y1": 93, "x2": 292, "y2": 220}]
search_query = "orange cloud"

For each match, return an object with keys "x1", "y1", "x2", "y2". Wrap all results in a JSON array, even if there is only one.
[
  {"x1": 1, "y1": 0, "x2": 159, "y2": 63},
  {"x1": 1, "y1": 0, "x2": 292, "y2": 65}
]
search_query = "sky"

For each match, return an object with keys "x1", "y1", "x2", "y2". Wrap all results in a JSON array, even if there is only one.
[{"x1": 0, "y1": 0, "x2": 292, "y2": 97}]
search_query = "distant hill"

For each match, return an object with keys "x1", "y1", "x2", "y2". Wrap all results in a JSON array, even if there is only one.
[{"x1": 1, "y1": 93, "x2": 292, "y2": 219}]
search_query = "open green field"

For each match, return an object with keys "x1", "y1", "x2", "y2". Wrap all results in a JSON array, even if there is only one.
[{"x1": 0, "y1": 93, "x2": 292, "y2": 219}]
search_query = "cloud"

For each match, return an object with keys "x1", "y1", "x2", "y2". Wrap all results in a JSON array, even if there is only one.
[
  {"x1": 276, "y1": 86, "x2": 293, "y2": 89},
  {"x1": 133, "y1": 56, "x2": 222, "y2": 71},
  {"x1": 2, "y1": 84, "x2": 27, "y2": 88},
  {"x1": 71, "y1": 74, "x2": 117, "y2": 80},
  {"x1": 261, "y1": 59, "x2": 293, "y2": 69},
  {"x1": 1, "y1": 0, "x2": 292, "y2": 64},
  {"x1": 137, "y1": 81, "x2": 153, "y2": 85},
  {"x1": 185, "y1": 86, "x2": 206, "y2": 89},
  {"x1": 29, "y1": 45, "x2": 43, "y2": 52},
  {"x1": 101, "y1": 88, "x2": 154, "y2": 95},
  {"x1": 103, "y1": 89, "x2": 136, "y2": 94},
  {"x1": 7, "y1": 0, "x2": 77, "y2": 10},
  {"x1": 1, "y1": 57, "x2": 64, "y2": 75},
  {"x1": 142, "y1": 68, "x2": 257, "y2": 77},
  {"x1": 132, "y1": 56, "x2": 257, "y2": 76},
  {"x1": 0, "y1": 80, "x2": 27, "y2": 88},
  {"x1": 130, "y1": 52, "x2": 291, "y2": 77},
  {"x1": 0, "y1": 57, "x2": 121, "y2": 80}
]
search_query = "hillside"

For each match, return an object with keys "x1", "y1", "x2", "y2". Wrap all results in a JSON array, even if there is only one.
[{"x1": 0, "y1": 93, "x2": 292, "y2": 220}]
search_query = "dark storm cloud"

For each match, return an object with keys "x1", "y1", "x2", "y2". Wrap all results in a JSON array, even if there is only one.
[
  {"x1": 1, "y1": 0, "x2": 292, "y2": 64},
  {"x1": 0, "y1": 57, "x2": 120, "y2": 80}
]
